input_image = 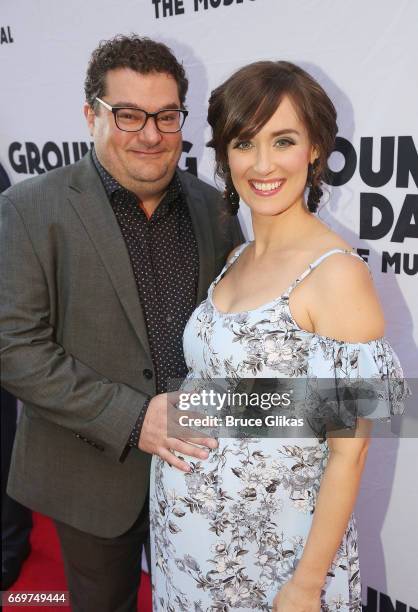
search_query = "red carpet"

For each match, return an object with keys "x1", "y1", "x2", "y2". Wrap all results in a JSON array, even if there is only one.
[{"x1": 3, "y1": 513, "x2": 152, "y2": 611}]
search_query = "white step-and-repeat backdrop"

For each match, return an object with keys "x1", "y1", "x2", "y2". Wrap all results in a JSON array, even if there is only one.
[{"x1": 1, "y1": 1, "x2": 417, "y2": 609}]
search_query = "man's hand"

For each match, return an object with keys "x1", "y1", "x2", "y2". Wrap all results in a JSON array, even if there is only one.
[{"x1": 138, "y1": 393, "x2": 218, "y2": 472}]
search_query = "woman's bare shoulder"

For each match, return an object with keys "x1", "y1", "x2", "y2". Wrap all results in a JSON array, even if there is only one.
[
  {"x1": 305, "y1": 232, "x2": 385, "y2": 342},
  {"x1": 311, "y1": 223, "x2": 353, "y2": 253}
]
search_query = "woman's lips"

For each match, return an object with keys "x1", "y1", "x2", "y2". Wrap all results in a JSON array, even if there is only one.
[{"x1": 248, "y1": 178, "x2": 286, "y2": 197}]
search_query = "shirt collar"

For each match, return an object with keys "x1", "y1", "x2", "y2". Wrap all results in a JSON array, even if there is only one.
[
  {"x1": 92, "y1": 146, "x2": 122, "y2": 199},
  {"x1": 91, "y1": 147, "x2": 183, "y2": 216}
]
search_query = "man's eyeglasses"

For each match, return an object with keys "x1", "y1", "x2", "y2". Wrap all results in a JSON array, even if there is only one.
[{"x1": 95, "y1": 97, "x2": 188, "y2": 133}]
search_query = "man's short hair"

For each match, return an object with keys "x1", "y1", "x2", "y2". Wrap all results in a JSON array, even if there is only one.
[{"x1": 84, "y1": 34, "x2": 188, "y2": 109}]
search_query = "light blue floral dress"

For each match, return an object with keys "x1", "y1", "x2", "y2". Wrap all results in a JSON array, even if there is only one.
[{"x1": 150, "y1": 244, "x2": 407, "y2": 612}]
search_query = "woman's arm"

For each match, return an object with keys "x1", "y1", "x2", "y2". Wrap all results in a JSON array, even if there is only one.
[
  {"x1": 274, "y1": 253, "x2": 384, "y2": 611},
  {"x1": 292, "y1": 418, "x2": 372, "y2": 587},
  {"x1": 274, "y1": 420, "x2": 371, "y2": 611}
]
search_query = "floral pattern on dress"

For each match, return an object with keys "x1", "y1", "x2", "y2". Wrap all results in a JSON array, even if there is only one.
[{"x1": 150, "y1": 243, "x2": 407, "y2": 612}]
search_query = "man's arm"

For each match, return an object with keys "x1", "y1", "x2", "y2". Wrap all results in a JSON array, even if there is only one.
[{"x1": 0, "y1": 194, "x2": 146, "y2": 462}]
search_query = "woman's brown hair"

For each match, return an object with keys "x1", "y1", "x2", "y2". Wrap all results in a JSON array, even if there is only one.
[{"x1": 207, "y1": 61, "x2": 337, "y2": 213}]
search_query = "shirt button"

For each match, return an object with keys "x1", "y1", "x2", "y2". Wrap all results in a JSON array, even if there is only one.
[
  {"x1": 166, "y1": 315, "x2": 173, "y2": 323},
  {"x1": 143, "y1": 369, "x2": 153, "y2": 380}
]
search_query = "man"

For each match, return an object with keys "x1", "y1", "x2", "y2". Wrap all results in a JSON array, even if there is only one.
[
  {"x1": 0, "y1": 35, "x2": 243, "y2": 611},
  {"x1": 1, "y1": 166, "x2": 32, "y2": 591},
  {"x1": 1, "y1": 388, "x2": 32, "y2": 590}
]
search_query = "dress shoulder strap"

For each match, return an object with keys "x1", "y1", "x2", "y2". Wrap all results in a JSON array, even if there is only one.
[
  {"x1": 284, "y1": 248, "x2": 368, "y2": 297},
  {"x1": 213, "y1": 242, "x2": 250, "y2": 284},
  {"x1": 224, "y1": 242, "x2": 251, "y2": 271},
  {"x1": 310, "y1": 248, "x2": 366, "y2": 269}
]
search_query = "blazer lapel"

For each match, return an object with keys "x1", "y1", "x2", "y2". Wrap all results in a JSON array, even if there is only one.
[
  {"x1": 67, "y1": 155, "x2": 151, "y2": 355},
  {"x1": 180, "y1": 173, "x2": 216, "y2": 305}
]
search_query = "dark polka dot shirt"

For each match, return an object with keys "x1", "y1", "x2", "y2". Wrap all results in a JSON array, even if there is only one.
[{"x1": 92, "y1": 148, "x2": 199, "y2": 448}]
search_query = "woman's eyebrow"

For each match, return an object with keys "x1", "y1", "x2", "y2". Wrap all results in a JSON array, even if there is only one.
[{"x1": 270, "y1": 129, "x2": 300, "y2": 137}]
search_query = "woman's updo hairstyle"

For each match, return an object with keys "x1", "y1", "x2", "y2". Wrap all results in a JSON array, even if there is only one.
[{"x1": 207, "y1": 61, "x2": 338, "y2": 214}]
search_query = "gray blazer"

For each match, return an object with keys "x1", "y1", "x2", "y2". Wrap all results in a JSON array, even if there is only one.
[{"x1": 0, "y1": 153, "x2": 243, "y2": 537}]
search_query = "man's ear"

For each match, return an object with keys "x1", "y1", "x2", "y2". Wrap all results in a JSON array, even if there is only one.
[{"x1": 84, "y1": 102, "x2": 96, "y2": 137}]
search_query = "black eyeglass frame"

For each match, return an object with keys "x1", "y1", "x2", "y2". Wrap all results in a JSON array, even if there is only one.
[{"x1": 95, "y1": 97, "x2": 188, "y2": 133}]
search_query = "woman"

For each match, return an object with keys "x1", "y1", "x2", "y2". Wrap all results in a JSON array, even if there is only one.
[{"x1": 149, "y1": 61, "x2": 407, "y2": 611}]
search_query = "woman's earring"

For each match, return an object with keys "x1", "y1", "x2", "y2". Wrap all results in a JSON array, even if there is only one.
[
  {"x1": 223, "y1": 182, "x2": 240, "y2": 215},
  {"x1": 307, "y1": 159, "x2": 323, "y2": 213}
]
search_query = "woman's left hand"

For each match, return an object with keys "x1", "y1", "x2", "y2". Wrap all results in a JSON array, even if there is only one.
[{"x1": 272, "y1": 579, "x2": 321, "y2": 612}]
